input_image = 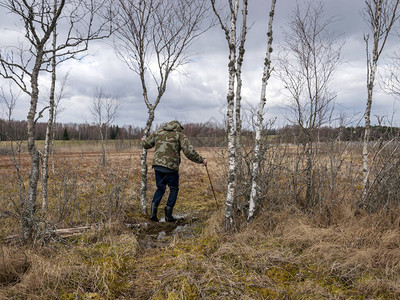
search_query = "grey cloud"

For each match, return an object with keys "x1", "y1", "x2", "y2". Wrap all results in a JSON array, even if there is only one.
[{"x1": 1, "y1": 0, "x2": 399, "y2": 128}]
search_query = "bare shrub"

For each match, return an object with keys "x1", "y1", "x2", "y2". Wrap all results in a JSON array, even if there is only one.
[
  {"x1": 243, "y1": 128, "x2": 359, "y2": 224},
  {"x1": 364, "y1": 139, "x2": 400, "y2": 212},
  {"x1": 50, "y1": 163, "x2": 79, "y2": 224},
  {"x1": 38, "y1": 149, "x2": 135, "y2": 228}
]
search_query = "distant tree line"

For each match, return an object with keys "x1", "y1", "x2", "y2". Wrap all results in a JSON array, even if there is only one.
[
  {"x1": 0, "y1": 119, "x2": 143, "y2": 141},
  {"x1": 278, "y1": 125, "x2": 400, "y2": 143},
  {"x1": 0, "y1": 119, "x2": 236, "y2": 142},
  {"x1": 1, "y1": 118, "x2": 399, "y2": 143}
]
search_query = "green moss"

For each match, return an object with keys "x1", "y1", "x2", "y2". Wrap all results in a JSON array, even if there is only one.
[
  {"x1": 84, "y1": 293, "x2": 105, "y2": 300},
  {"x1": 249, "y1": 286, "x2": 282, "y2": 299},
  {"x1": 266, "y1": 266, "x2": 296, "y2": 283},
  {"x1": 150, "y1": 276, "x2": 199, "y2": 300},
  {"x1": 170, "y1": 276, "x2": 199, "y2": 299},
  {"x1": 59, "y1": 293, "x2": 75, "y2": 300}
]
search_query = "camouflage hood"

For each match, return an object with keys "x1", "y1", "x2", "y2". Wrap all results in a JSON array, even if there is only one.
[
  {"x1": 163, "y1": 120, "x2": 184, "y2": 132},
  {"x1": 142, "y1": 120, "x2": 203, "y2": 171}
]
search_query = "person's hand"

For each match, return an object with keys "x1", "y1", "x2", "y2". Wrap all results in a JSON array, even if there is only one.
[{"x1": 203, "y1": 158, "x2": 207, "y2": 166}]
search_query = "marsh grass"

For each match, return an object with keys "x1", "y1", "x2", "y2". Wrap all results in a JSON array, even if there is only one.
[
  {"x1": 131, "y1": 206, "x2": 400, "y2": 299},
  {"x1": 0, "y1": 222, "x2": 138, "y2": 299},
  {"x1": 1, "y1": 143, "x2": 400, "y2": 298}
]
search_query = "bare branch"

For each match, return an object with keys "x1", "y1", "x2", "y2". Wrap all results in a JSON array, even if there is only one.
[{"x1": 277, "y1": 1, "x2": 343, "y2": 130}]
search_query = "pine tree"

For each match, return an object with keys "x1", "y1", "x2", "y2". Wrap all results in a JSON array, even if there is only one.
[{"x1": 63, "y1": 128, "x2": 69, "y2": 140}]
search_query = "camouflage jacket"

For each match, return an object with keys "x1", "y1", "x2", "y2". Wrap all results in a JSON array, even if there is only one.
[{"x1": 142, "y1": 120, "x2": 204, "y2": 171}]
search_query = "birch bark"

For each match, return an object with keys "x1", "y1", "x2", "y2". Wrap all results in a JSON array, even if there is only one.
[
  {"x1": 223, "y1": 0, "x2": 239, "y2": 231},
  {"x1": 41, "y1": 0, "x2": 58, "y2": 210},
  {"x1": 234, "y1": 0, "x2": 248, "y2": 183},
  {"x1": 140, "y1": 108, "x2": 155, "y2": 215},
  {"x1": 25, "y1": 58, "x2": 42, "y2": 241},
  {"x1": 248, "y1": 0, "x2": 277, "y2": 221}
]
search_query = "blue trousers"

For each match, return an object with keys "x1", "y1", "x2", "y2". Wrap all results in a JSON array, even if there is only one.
[{"x1": 152, "y1": 170, "x2": 179, "y2": 208}]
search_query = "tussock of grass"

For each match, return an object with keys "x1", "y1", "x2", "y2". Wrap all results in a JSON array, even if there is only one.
[
  {"x1": 0, "y1": 246, "x2": 29, "y2": 287},
  {"x1": 0, "y1": 222, "x2": 138, "y2": 299}
]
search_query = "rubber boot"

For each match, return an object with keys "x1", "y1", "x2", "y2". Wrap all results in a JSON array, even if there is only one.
[
  {"x1": 150, "y1": 203, "x2": 159, "y2": 222},
  {"x1": 164, "y1": 205, "x2": 177, "y2": 222}
]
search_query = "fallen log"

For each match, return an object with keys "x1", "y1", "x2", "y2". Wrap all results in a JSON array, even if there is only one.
[{"x1": 3, "y1": 225, "x2": 93, "y2": 242}]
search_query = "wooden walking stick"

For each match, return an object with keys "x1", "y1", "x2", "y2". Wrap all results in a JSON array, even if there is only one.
[{"x1": 205, "y1": 164, "x2": 219, "y2": 209}]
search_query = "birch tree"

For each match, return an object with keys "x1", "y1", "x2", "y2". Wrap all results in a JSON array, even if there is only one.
[
  {"x1": 90, "y1": 88, "x2": 120, "y2": 167},
  {"x1": 0, "y1": 0, "x2": 113, "y2": 242},
  {"x1": 248, "y1": 0, "x2": 277, "y2": 221},
  {"x1": 276, "y1": 1, "x2": 343, "y2": 208},
  {"x1": 113, "y1": 0, "x2": 210, "y2": 214},
  {"x1": 210, "y1": 0, "x2": 248, "y2": 231},
  {"x1": 360, "y1": 0, "x2": 400, "y2": 207}
]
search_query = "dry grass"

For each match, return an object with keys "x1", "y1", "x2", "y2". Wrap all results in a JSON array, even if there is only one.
[
  {"x1": 0, "y1": 222, "x2": 138, "y2": 299},
  {"x1": 130, "y1": 205, "x2": 400, "y2": 299},
  {"x1": 1, "y1": 142, "x2": 400, "y2": 298},
  {"x1": 0, "y1": 139, "x2": 141, "y2": 154}
]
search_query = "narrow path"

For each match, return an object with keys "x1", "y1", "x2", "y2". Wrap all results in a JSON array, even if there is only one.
[
  {"x1": 125, "y1": 212, "x2": 202, "y2": 249},
  {"x1": 123, "y1": 209, "x2": 210, "y2": 298}
]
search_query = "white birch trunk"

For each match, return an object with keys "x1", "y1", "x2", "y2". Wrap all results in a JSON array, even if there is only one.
[
  {"x1": 361, "y1": 42, "x2": 378, "y2": 204},
  {"x1": 361, "y1": 6, "x2": 381, "y2": 206},
  {"x1": 234, "y1": 0, "x2": 248, "y2": 181},
  {"x1": 25, "y1": 58, "x2": 42, "y2": 242},
  {"x1": 361, "y1": 80, "x2": 374, "y2": 204},
  {"x1": 248, "y1": 0, "x2": 277, "y2": 221},
  {"x1": 140, "y1": 109, "x2": 154, "y2": 215},
  {"x1": 41, "y1": 0, "x2": 57, "y2": 210},
  {"x1": 224, "y1": 0, "x2": 239, "y2": 232}
]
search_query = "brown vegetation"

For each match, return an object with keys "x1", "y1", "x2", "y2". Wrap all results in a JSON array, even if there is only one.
[{"x1": 0, "y1": 142, "x2": 400, "y2": 298}]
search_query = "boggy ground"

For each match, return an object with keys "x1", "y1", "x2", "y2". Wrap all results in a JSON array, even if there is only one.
[
  {"x1": 1, "y1": 144, "x2": 400, "y2": 299},
  {"x1": 128, "y1": 209, "x2": 400, "y2": 299}
]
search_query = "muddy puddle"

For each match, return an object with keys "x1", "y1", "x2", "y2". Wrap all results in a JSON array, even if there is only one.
[{"x1": 125, "y1": 212, "x2": 201, "y2": 249}]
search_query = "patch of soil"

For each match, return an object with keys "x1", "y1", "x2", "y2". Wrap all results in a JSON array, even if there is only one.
[{"x1": 125, "y1": 213, "x2": 201, "y2": 250}]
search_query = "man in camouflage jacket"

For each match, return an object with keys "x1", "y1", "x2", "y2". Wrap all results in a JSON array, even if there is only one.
[{"x1": 142, "y1": 120, "x2": 207, "y2": 222}]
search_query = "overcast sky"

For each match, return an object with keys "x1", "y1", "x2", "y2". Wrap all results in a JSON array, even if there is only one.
[{"x1": 1, "y1": 0, "x2": 400, "y2": 129}]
